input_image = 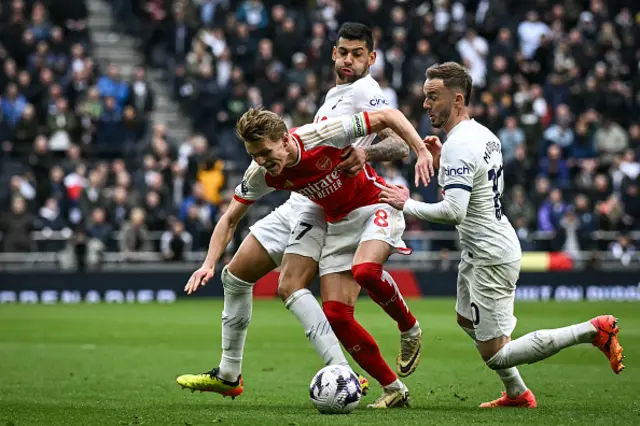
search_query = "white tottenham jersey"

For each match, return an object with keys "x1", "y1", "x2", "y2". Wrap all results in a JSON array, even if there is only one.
[
  {"x1": 439, "y1": 119, "x2": 521, "y2": 265},
  {"x1": 288, "y1": 74, "x2": 391, "y2": 208}
]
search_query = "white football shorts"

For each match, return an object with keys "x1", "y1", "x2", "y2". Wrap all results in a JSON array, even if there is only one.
[
  {"x1": 455, "y1": 259, "x2": 521, "y2": 341},
  {"x1": 249, "y1": 199, "x2": 326, "y2": 266},
  {"x1": 319, "y1": 203, "x2": 411, "y2": 277}
]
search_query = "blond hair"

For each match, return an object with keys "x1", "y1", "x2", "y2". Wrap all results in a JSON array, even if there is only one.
[
  {"x1": 235, "y1": 108, "x2": 287, "y2": 145},
  {"x1": 426, "y1": 62, "x2": 473, "y2": 106}
]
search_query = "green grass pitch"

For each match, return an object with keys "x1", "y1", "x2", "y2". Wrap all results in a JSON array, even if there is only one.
[{"x1": 1, "y1": 299, "x2": 638, "y2": 425}]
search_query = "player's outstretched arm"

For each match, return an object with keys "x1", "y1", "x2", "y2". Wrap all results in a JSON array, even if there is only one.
[
  {"x1": 184, "y1": 198, "x2": 250, "y2": 295},
  {"x1": 379, "y1": 185, "x2": 470, "y2": 225},
  {"x1": 366, "y1": 109, "x2": 434, "y2": 186},
  {"x1": 337, "y1": 128, "x2": 409, "y2": 176}
]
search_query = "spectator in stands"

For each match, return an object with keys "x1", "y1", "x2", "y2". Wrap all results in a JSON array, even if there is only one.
[
  {"x1": 78, "y1": 168, "x2": 105, "y2": 218},
  {"x1": 179, "y1": 182, "x2": 215, "y2": 224},
  {"x1": 126, "y1": 66, "x2": 155, "y2": 124},
  {"x1": 539, "y1": 144, "x2": 570, "y2": 189},
  {"x1": 506, "y1": 185, "x2": 536, "y2": 229},
  {"x1": 108, "y1": 186, "x2": 130, "y2": 231},
  {"x1": 97, "y1": 64, "x2": 129, "y2": 107},
  {"x1": 498, "y1": 116, "x2": 525, "y2": 164},
  {"x1": 13, "y1": 104, "x2": 40, "y2": 153},
  {"x1": 538, "y1": 188, "x2": 568, "y2": 232},
  {"x1": 595, "y1": 116, "x2": 629, "y2": 166},
  {"x1": 609, "y1": 234, "x2": 636, "y2": 267},
  {"x1": 160, "y1": 220, "x2": 192, "y2": 261},
  {"x1": 96, "y1": 96, "x2": 125, "y2": 153},
  {"x1": 143, "y1": 190, "x2": 169, "y2": 232},
  {"x1": 37, "y1": 197, "x2": 67, "y2": 232},
  {"x1": 197, "y1": 158, "x2": 225, "y2": 206},
  {"x1": 0, "y1": 197, "x2": 33, "y2": 252},
  {"x1": 568, "y1": 119, "x2": 598, "y2": 163},
  {"x1": 2, "y1": 83, "x2": 28, "y2": 128},
  {"x1": 118, "y1": 207, "x2": 151, "y2": 256},
  {"x1": 542, "y1": 104, "x2": 575, "y2": 154},
  {"x1": 86, "y1": 207, "x2": 112, "y2": 248}
]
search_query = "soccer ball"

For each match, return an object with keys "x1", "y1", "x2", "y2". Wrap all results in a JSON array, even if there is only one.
[{"x1": 309, "y1": 365, "x2": 362, "y2": 414}]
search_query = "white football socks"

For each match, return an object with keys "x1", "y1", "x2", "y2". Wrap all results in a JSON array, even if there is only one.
[
  {"x1": 384, "y1": 378, "x2": 405, "y2": 392},
  {"x1": 285, "y1": 289, "x2": 349, "y2": 366},
  {"x1": 461, "y1": 327, "x2": 527, "y2": 398},
  {"x1": 486, "y1": 321, "x2": 597, "y2": 370},
  {"x1": 218, "y1": 267, "x2": 253, "y2": 382},
  {"x1": 402, "y1": 321, "x2": 422, "y2": 338}
]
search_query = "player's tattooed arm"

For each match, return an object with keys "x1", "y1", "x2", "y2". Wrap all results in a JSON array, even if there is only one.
[
  {"x1": 365, "y1": 128, "x2": 410, "y2": 162},
  {"x1": 337, "y1": 129, "x2": 409, "y2": 176}
]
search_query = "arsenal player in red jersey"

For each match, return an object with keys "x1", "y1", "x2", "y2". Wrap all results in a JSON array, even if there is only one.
[{"x1": 181, "y1": 107, "x2": 432, "y2": 407}]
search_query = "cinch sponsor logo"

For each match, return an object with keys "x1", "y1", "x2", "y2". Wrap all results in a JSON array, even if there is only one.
[
  {"x1": 369, "y1": 97, "x2": 388, "y2": 107},
  {"x1": 444, "y1": 166, "x2": 470, "y2": 176},
  {"x1": 297, "y1": 169, "x2": 343, "y2": 200}
]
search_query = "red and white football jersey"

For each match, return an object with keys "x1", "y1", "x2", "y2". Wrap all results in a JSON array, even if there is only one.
[{"x1": 234, "y1": 112, "x2": 387, "y2": 222}]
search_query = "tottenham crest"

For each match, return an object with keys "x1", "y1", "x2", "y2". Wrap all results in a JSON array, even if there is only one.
[{"x1": 316, "y1": 156, "x2": 333, "y2": 171}]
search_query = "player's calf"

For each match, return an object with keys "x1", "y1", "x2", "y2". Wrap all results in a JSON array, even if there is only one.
[
  {"x1": 351, "y1": 263, "x2": 422, "y2": 376},
  {"x1": 323, "y1": 300, "x2": 398, "y2": 387},
  {"x1": 351, "y1": 263, "x2": 417, "y2": 332},
  {"x1": 482, "y1": 318, "x2": 624, "y2": 373}
]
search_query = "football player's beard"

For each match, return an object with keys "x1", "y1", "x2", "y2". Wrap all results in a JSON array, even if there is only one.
[{"x1": 336, "y1": 66, "x2": 366, "y2": 83}]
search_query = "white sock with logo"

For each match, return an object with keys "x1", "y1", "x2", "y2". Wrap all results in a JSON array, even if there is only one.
[
  {"x1": 485, "y1": 322, "x2": 597, "y2": 370},
  {"x1": 285, "y1": 289, "x2": 349, "y2": 366},
  {"x1": 218, "y1": 267, "x2": 253, "y2": 382},
  {"x1": 461, "y1": 327, "x2": 527, "y2": 398}
]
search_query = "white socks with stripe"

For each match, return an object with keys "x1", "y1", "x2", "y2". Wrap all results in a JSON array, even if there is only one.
[
  {"x1": 285, "y1": 289, "x2": 348, "y2": 366},
  {"x1": 461, "y1": 327, "x2": 527, "y2": 398},
  {"x1": 218, "y1": 267, "x2": 253, "y2": 382},
  {"x1": 485, "y1": 322, "x2": 596, "y2": 370}
]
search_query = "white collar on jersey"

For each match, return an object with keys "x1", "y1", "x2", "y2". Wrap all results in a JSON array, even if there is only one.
[
  {"x1": 446, "y1": 118, "x2": 474, "y2": 139},
  {"x1": 287, "y1": 132, "x2": 303, "y2": 168}
]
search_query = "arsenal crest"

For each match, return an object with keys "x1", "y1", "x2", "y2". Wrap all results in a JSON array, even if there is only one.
[{"x1": 316, "y1": 156, "x2": 332, "y2": 171}]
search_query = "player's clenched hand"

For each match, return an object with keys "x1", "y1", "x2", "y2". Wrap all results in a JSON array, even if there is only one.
[
  {"x1": 424, "y1": 135, "x2": 442, "y2": 169},
  {"x1": 184, "y1": 266, "x2": 215, "y2": 295},
  {"x1": 415, "y1": 151, "x2": 434, "y2": 187},
  {"x1": 337, "y1": 146, "x2": 367, "y2": 177},
  {"x1": 379, "y1": 184, "x2": 411, "y2": 210}
]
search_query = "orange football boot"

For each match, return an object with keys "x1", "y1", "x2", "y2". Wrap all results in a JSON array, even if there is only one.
[
  {"x1": 480, "y1": 389, "x2": 537, "y2": 408},
  {"x1": 590, "y1": 315, "x2": 625, "y2": 374}
]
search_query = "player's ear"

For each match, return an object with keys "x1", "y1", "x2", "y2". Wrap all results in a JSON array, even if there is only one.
[
  {"x1": 455, "y1": 91, "x2": 465, "y2": 110},
  {"x1": 368, "y1": 49, "x2": 376, "y2": 67},
  {"x1": 332, "y1": 46, "x2": 337, "y2": 62}
]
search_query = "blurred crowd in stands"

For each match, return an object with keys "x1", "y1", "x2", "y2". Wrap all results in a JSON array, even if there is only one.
[{"x1": 0, "y1": 0, "x2": 639, "y2": 268}]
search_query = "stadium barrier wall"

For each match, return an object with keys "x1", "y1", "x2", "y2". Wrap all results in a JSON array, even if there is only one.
[{"x1": 0, "y1": 270, "x2": 639, "y2": 304}]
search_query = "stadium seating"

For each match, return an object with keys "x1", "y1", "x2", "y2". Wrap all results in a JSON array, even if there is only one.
[{"x1": 1, "y1": 0, "x2": 639, "y2": 270}]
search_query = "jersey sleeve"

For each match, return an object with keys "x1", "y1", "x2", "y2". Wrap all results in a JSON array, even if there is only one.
[
  {"x1": 440, "y1": 139, "x2": 476, "y2": 193},
  {"x1": 294, "y1": 112, "x2": 373, "y2": 149},
  {"x1": 353, "y1": 82, "x2": 390, "y2": 112},
  {"x1": 233, "y1": 161, "x2": 274, "y2": 204}
]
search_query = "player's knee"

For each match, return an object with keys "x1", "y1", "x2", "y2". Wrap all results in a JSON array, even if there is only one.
[
  {"x1": 323, "y1": 300, "x2": 354, "y2": 328},
  {"x1": 222, "y1": 266, "x2": 254, "y2": 295},
  {"x1": 277, "y1": 280, "x2": 306, "y2": 301},
  {"x1": 351, "y1": 263, "x2": 383, "y2": 289},
  {"x1": 278, "y1": 268, "x2": 314, "y2": 301}
]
